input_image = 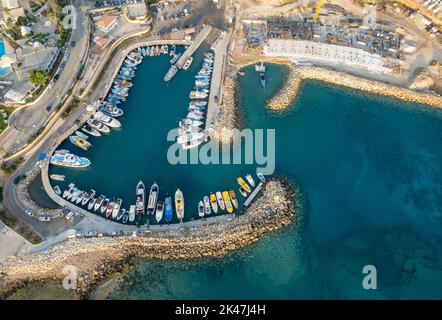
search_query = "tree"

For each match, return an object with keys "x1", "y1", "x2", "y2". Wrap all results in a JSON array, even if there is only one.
[{"x1": 29, "y1": 70, "x2": 49, "y2": 85}]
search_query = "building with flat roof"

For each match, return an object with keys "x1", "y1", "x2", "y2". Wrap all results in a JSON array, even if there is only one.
[
  {"x1": 95, "y1": 15, "x2": 118, "y2": 33},
  {"x1": 16, "y1": 43, "x2": 59, "y2": 73}
]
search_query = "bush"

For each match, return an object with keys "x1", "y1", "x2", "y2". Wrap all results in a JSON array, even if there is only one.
[{"x1": 29, "y1": 70, "x2": 49, "y2": 85}]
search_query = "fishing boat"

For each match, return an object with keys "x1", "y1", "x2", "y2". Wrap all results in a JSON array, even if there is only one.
[
  {"x1": 190, "y1": 100, "x2": 208, "y2": 107},
  {"x1": 69, "y1": 135, "x2": 91, "y2": 151},
  {"x1": 210, "y1": 194, "x2": 218, "y2": 213},
  {"x1": 54, "y1": 185, "x2": 61, "y2": 195},
  {"x1": 93, "y1": 111, "x2": 121, "y2": 128},
  {"x1": 71, "y1": 189, "x2": 81, "y2": 203},
  {"x1": 222, "y1": 191, "x2": 234, "y2": 213},
  {"x1": 135, "y1": 181, "x2": 146, "y2": 215},
  {"x1": 178, "y1": 125, "x2": 202, "y2": 135},
  {"x1": 255, "y1": 62, "x2": 266, "y2": 88},
  {"x1": 88, "y1": 197, "x2": 96, "y2": 211},
  {"x1": 164, "y1": 65, "x2": 178, "y2": 82},
  {"x1": 94, "y1": 195, "x2": 104, "y2": 212},
  {"x1": 106, "y1": 202, "x2": 115, "y2": 218},
  {"x1": 147, "y1": 182, "x2": 159, "y2": 215},
  {"x1": 175, "y1": 189, "x2": 184, "y2": 220},
  {"x1": 101, "y1": 198, "x2": 110, "y2": 214},
  {"x1": 170, "y1": 45, "x2": 176, "y2": 56},
  {"x1": 195, "y1": 80, "x2": 210, "y2": 87},
  {"x1": 229, "y1": 190, "x2": 238, "y2": 209},
  {"x1": 198, "y1": 201, "x2": 205, "y2": 217},
  {"x1": 129, "y1": 205, "x2": 136, "y2": 222},
  {"x1": 189, "y1": 91, "x2": 208, "y2": 99},
  {"x1": 257, "y1": 172, "x2": 266, "y2": 183},
  {"x1": 155, "y1": 200, "x2": 164, "y2": 222},
  {"x1": 182, "y1": 139, "x2": 203, "y2": 150},
  {"x1": 122, "y1": 210, "x2": 129, "y2": 223},
  {"x1": 99, "y1": 105, "x2": 123, "y2": 118},
  {"x1": 164, "y1": 196, "x2": 173, "y2": 222},
  {"x1": 186, "y1": 112, "x2": 204, "y2": 121},
  {"x1": 82, "y1": 189, "x2": 96, "y2": 206},
  {"x1": 82, "y1": 125, "x2": 101, "y2": 137},
  {"x1": 112, "y1": 198, "x2": 122, "y2": 219},
  {"x1": 179, "y1": 119, "x2": 203, "y2": 127},
  {"x1": 75, "y1": 131, "x2": 89, "y2": 140},
  {"x1": 63, "y1": 183, "x2": 75, "y2": 198},
  {"x1": 245, "y1": 174, "x2": 256, "y2": 187},
  {"x1": 50, "y1": 151, "x2": 91, "y2": 168},
  {"x1": 237, "y1": 177, "x2": 251, "y2": 193},
  {"x1": 75, "y1": 191, "x2": 85, "y2": 204},
  {"x1": 116, "y1": 209, "x2": 125, "y2": 221},
  {"x1": 177, "y1": 131, "x2": 204, "y2": 144},
  {"x1": 50, "y1": 174, "x2": 65, "y2": 181},
  {"x1": 216, "y1": 191, "x2": 225, "y2": 211},
  {"x1": 170, "y1": 52, "x2": 182, "y2": 64},
  {"x1": 239, "y1": 186, "x2": 248, "y2": 198},
  {"x1": 182, "y1": 56, "x2": 193, "y2": 70},
  {"x1": 67, "y1": 187, "x2": 77, "y2": 201},
  {"x1": 203, "y1": 196, "x2": 211, "y2": 215},
  {"x1": 87, "y1": 118, "x2": 110, "y2": 133}
]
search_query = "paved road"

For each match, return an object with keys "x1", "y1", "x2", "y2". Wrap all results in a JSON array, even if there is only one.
[{"x1": 0, "y1": 0, "x2": 90, "y2": 157}]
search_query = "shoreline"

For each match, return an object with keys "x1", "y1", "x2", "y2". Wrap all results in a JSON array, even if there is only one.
[{"x1": 0, "y1": 178, "x2": 301, "y2": 299}]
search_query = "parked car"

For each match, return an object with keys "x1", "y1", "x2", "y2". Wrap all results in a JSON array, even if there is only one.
[
  {"x1": 25, "y1": 209, "x2": 34, "y2": 217},
  {"x1": 45, "y1": 105, "x2": 52, "y2": 113},
  {"x1": 38, "y1": 216, "x2": 51, "y2": 222}
]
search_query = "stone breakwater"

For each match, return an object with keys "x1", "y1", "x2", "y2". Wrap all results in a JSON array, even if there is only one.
[
  {"x1": 17, "y1": 165, "x2": 60, "y2": 217},
  {"x1": 267, "y1": 64, "x2": 442, "y2": 111},
  {"x1": 213, "y1": 73, "x2": 241, "y2": 143},
  {"x1": 0, "y1": 178, "x2": 301, "y2": 299}
]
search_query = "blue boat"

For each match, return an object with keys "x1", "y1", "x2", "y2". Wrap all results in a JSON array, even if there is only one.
[
  {"x1": 99, "y1": 105, "x2": 123, "y2": 117},
  {"x1": 164, "y1": 196, "x2": 173, "y2": 222},
  {"x1": 107, "y1": 97, "x2": 122, "y2": 105}
]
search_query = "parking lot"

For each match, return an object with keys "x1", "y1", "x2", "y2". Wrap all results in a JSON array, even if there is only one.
[{"x1": 93, "y1": 0, "x2": 144, "y2": 10}]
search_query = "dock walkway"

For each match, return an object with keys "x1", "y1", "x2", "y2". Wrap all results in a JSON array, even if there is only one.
[
  {"x1": 205, "y1": 30, "x2": 233, "y2": 133},
  {"x1": 244, "y1": 182, "x2": 263, "y2": 207},
  {"x1": 176, "y1": 25, "x2": 213, "y2": 69}
]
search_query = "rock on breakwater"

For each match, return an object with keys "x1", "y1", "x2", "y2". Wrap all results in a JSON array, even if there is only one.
[
  {"x1": 267, "y1": 65, "x2": 442, "y2": 111},
  {"x1": 0, "y1": 178, "x2": 301, "y2": 299}
]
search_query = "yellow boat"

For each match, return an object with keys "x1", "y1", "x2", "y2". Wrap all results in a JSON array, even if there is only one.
[
  {"x1": 222, "y1": 191, "x2": 233, "y2": 214},
  {"x1": 70, "y1": 135, "x2": 91, "y2": 151},
  {"x1": 237, "y1": 177, "x2": 251, "y2": 193}
]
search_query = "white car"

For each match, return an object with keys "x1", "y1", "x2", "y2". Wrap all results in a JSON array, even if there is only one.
[{"x1": 25, "y1": 209, "x2": 34, "y2": 217}]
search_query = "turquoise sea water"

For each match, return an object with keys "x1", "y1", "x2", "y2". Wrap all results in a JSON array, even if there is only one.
[
  {"x1": 0, "y1": 40, "x2": 12, "y2": 77},
  {"x1": 49, "y1": 49, "x2": 442, "y2": 299}
]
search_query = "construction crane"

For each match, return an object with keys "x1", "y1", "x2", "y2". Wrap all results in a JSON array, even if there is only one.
[{"x1": 313, "y1": 0, "x2": 325, "y2": 24}]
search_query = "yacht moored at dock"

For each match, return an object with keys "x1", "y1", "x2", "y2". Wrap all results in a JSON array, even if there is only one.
[
  {"x1": 222, "y1": 191, "x2": 234, "y2": 214},
  {"x1": 175, "y1": 189, "x2": 184, "y2": 221},
  {"x1": 50, "y1": 150, "x2": 91, "y2": 168},
  {"x1": 229, "y1": 190, "x2": 238, "y2": 209},
  {"x1": 237, "y1": 177, "x2": 251, "y2": 193},
  {"x1": 135, "y1": 181, "x2": 146, "y2": 215},
  {"x1": 216, "y1": 191, "x2": 225, "y2": 211},
  {"x1": 155, "y1": 200, "x2": 164, "y2": 222},
  {"x1": 210, "y1": 193, "x2": 218, "y2": 213},
  {"x1": 147, "y1": 182, "x2": 159, "y2": 215},
  {"x1": 164, "y1": 196, "x2": 173, "y2": 222}
]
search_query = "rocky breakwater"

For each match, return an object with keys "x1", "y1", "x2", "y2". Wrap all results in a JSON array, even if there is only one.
[
  {"x1": 267, "y1": 65, "x2": 442, "y2": 111},
  {"x1": 0, "y1": 178, "x2": 301, "y2": 299},
  {"x1": 213, "y1": 70, "x2": 241, "y2": 143}
]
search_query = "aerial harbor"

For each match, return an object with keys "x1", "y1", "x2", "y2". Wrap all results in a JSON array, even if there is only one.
[{"x1": 0, "y1": 0, "x2": 442, "y2": 304}]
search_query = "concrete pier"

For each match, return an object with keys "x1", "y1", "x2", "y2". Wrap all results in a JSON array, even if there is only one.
[
  {"x1": 175, "y1": 25, "x2": 213, "y2": 69},
  {"x1": 244, "y1": 182, "x2": 263, "y2": 207},
  {"x1": 205, "y1": 31, "x2": 233, "y2": 133}
]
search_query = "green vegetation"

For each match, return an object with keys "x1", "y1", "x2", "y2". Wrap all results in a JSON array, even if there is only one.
[
  {"x1": 61, "y1": 97, "x2": 81, "y2": 119},
  {"x1": 29, "y1": 70, "x2": 49, "y2": 86},
  {"x1": 0, "y1": 107, "x2": 12, "y2": 134},
  {"x1": 0, "y1": 157, "x2": 24, "y2": 174},
  {"x1": 57, "y1": 26, "x2": 69, "y2": 48}
]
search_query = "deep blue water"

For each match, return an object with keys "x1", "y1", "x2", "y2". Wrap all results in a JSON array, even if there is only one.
[
  {"x1": 107, "y1": 65, "x2": 442, "y2": 299},
  {"x1": 48, "y1": 49, "x2": 442, "y2": 298}
]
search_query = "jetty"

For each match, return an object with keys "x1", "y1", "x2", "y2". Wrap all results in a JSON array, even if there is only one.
[
  {"x1": 244, "y1": 182, "x2": 263, "y2": 207},
  {"x1": 175, "y1": 25, "x2": 213, "y2": 69},
  {"x1": 205, "y1": 30, "x2": 232, "y2": 133}
]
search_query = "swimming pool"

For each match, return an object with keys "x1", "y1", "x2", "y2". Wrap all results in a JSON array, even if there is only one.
[{"x1": 0, "y1": 40, "x2": 12, "y2": 77}]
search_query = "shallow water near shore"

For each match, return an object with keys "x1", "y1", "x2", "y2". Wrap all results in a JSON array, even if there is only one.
[{"x1": 25, "y1": 57, "x2": 441, "y2": 299}]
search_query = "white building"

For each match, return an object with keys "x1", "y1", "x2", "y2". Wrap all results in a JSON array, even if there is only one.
[{"x1": 264, "y1": 39, "x2": 391, "y2": 73}]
